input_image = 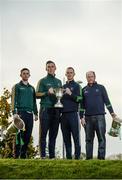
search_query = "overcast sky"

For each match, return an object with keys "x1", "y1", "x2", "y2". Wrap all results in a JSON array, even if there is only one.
[{"x1": 0, "y1": 0, "x2": 122, "y2": 157}]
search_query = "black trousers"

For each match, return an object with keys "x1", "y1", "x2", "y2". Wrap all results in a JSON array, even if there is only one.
[
  {"x1": 15, "y1": 111, "x2": 33, "y2": 158},
  {"x1": 61, "y1": 112, "x2": 81, "y2": 159},
  {"x1": 39, "y1": 108, "x2": 60, "y2": 158},
  {"x1": 85, "y1": 115, "x2": 106, "y2": 160}
]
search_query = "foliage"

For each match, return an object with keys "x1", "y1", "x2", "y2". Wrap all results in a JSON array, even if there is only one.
[{"x1": 0, "y1": 88, "x2": 11, "y2": 127}]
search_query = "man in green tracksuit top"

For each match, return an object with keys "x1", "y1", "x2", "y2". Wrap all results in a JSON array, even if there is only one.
[
  {"x1": 11, "y1": 68, "x2": 38, "y2": 158},
  {"x1": 36, "y1": 60, "x2": 62, "y2": 159}
]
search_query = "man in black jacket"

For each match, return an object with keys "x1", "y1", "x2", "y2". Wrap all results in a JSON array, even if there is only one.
[
  {"x1": 81, "y1": 71, "x2": 116, "y2": 160},
  {"x1": 61, "y1": 67, "x2": 83, "y2": 159}
]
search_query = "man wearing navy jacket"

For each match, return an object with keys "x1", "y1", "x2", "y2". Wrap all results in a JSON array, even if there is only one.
[
  {"x1": 61, "y1": 67, "x2": 83, "y2": 159},
  {"x1": 81, "y1": 71, "x2": 116, "y2": 160}
]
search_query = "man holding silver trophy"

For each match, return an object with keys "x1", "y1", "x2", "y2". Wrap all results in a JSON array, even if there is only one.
[
  {"x1": 80, "y1": 71, "x2": 118, "y2": 160},
  {"x1": 60, "y1": 67, "x2": 83, "y2": 159},
  {"x1": 36, "y1": 61, "x2": 62, "y2": 159},
  {"x1": 11, "y1": 68, "x2": 38, "y2": 159}
]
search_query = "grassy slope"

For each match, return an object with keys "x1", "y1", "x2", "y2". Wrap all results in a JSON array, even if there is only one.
[{"x1": 0, "y1": 159, "x2": 122, "y2": 179}]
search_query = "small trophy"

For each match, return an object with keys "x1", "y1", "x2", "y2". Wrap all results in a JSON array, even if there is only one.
[
  {"x1": 108, "y1": 117, "x2": 122, "y2": 139},
  {"x1": 3, "y1": 114, "x2": 25, "y2": 135},
  {"x1": 54, "y1": 88, "x2": 63, "y2": 108}
]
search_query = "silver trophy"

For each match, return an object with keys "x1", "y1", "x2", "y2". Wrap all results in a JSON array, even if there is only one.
[
  {"x1": 54, "y1": 88, "x2": 63, "y2": 108},
  {"x1": 108, "y1": 116, "x2": 122, "y2": 139},
  {"x1": 3, "y1": 114, "x2": 25, "y2": 135}
]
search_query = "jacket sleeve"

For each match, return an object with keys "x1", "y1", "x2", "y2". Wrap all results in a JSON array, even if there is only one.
[
  {"x1": 11, "y1": 84, "x2": 18, "y2": 114},
  {"x1": 33, "y1": 88, "x2": 38, "y2": 115},
  {"x1": 71, "y1": 84, "x2": 83, "y2": 103},
  {"x1": 77, "y1": 86, "x2": 85, "y2": 118},
  {"x1": 59, "y1": 80, "x2": 62, "y2": 88},
  {"x1": 36, "y1": 79, "x2": 48, "y2": 99},
  {"x1": 101, "y1": 85, "x2": 114, "y2": 114},
  {"x1": 63, "y1": 84, "x2": 82, "y2": 103}
]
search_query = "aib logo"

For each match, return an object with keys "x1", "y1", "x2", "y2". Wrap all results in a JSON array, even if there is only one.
[
  {"x1": 96, "y1": 89, "x2": 99, "y2": 92},
  {"x1": 84, "y1": 89, "x2": 88, "y2": 94}
]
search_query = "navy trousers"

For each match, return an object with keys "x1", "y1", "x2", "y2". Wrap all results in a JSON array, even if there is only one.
[
  {"x1": 39, "y1": 108, "x2": 60, "y2": 158},
  {"x1": 85, "y1": 115, "x2": 106, "y2": 160},
  {"x1": 15, "y1": 111, "x2": 33, "y2": 158},
  {"x1": 61, "y1": 112, "x2": 81, "y2": 159}
]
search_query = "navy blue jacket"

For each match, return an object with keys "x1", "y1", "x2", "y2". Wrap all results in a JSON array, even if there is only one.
[
  {"x1": 61, "y1": 80, "x2": 83, "y2": 117},
  {"x1": 81, "y1": 82, "x2": 114, "y2": 117}
]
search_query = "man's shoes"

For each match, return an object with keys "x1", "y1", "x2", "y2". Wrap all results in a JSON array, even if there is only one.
[
  {"x1": 49, "y1": 158, "x2": 56, "y2": 160},
  {"x1": 20, "y1": 154, "x2": 26, "y2": 159},
  {"x1": 98, "y1": 157, "x2": 105, "y2": 160},
  {"x1": 86, "y1": 157, "x2": 93, "y2": 160},
  {"x1": 41, "y1": 157, "x2": 46, "y2": 160}
]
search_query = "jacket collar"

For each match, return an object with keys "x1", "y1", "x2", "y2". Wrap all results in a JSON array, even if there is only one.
[
  {"x1": 66, "y1": 80, "x2": 75, "y2": 84},
  {"x1": 87, "y1": 81, "x2": 97, "y2": 87},
  {"x1": 19, "y1": 81, "x2": 30, "y2": 86},
  {"x1": 47, "y1": 73, "x2": 55, "y2": 78}
]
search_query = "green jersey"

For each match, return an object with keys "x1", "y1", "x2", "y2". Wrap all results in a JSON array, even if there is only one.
[
  {"x1": 36, "y1": 74, "x2": 62, "y2": 108},
  {"x1": 11, "y1": 81, "x2": 38, "y2": 115}
]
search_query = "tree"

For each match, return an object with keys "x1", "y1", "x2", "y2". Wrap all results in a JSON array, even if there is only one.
[{"x1": 0, "y1": 88, "x2": 11, "y2": 128}]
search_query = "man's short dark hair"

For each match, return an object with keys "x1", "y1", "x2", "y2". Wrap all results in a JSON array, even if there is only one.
[
  {"x1": 92, "y1": 71, "x2": 96, "y2": 77},
  {"x1": 46, "y1": 60, "x2": 55, "y2": 66},
  {"x1": 86, "y1": 71, "x2": 96, "y2": 77},
  {"x1": 67, "y1": 67, "x2": 75, "y2": 73},
  {"x1": 20, "y1": 68, "x2": 30, "y2": 74}
]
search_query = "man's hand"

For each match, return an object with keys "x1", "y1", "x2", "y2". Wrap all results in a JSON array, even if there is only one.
[
  {"x1": 13, "y1": 114, "x2": 19, "y2": 119},
  {"x1": 48, "y1": 87, "x2": 54, "y2": 94},
  {"x1": 111, "y1": 113, "x2": 122, "y2": 123},
  {"x1": 34, "y1": 115, "x2": 38, "y2": 121},
  {"x1": 81, "y1": 118, "x2": 86, "y2": 127},
  {"x1": 65, "y1": 88, "x2": 72, "y2": 95},
  {"x1": 111, "y1": 113, "x2": 117, "y2": 119}
]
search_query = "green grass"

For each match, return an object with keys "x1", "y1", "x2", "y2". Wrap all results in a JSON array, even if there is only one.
[{"x1": 0, "y1": 159, "x2": 122, "y2": 179}]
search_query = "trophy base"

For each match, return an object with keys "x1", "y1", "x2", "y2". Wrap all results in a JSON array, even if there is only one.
[
  {"x1": 54, "y1": 103, "x2": 63, "y2": 108},
  {"x1": 108, "y1": 127, "x2": 120, "y2": 137},
  {"x1": 108, "y1": 131, "x2": 119, "y2": 137}
]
